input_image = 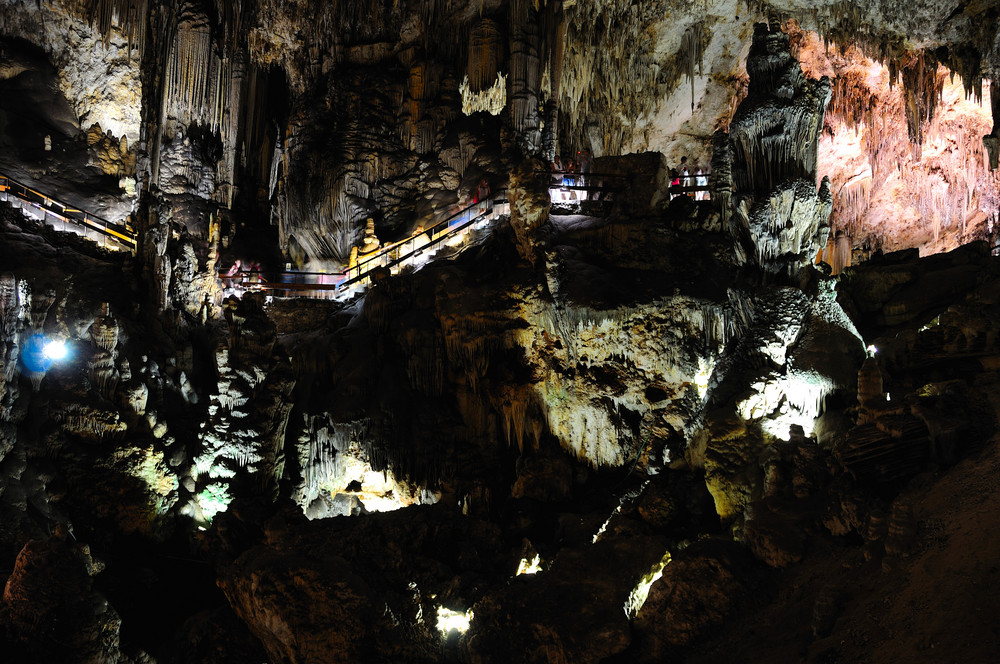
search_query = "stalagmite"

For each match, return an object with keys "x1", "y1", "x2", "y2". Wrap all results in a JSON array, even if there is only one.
[
  {"x1": 719, "y1": 23, "x2": 833, "y2": 276},
  {"x1": 729, "y1": 24, "x2": 831, "y2": 196}
]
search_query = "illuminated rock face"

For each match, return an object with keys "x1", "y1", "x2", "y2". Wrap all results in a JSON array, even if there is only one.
[
  {"x1": 0, "y1": 2, "x2": 141, "y2": 143},
  {"x1": 796, "y1": 26, "x2": 1000, "y2": 259},
  {"x1": 0, "y1": 2, "x2": 999, "y2": 663}
]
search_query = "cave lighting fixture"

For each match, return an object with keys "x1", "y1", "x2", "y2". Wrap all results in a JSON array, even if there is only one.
[
  {"x1": 23, "y1": 333, "x2": 71, "y2": 373},
  {"x1": 435, "y1": 606, "x2": 473, "y2": 635},
  {"x1": 42, "y1": 338, "x2": 68, "y2": 361},
  {"x1": 515, "y1": 554, "x2": 543, "y2": 575}
]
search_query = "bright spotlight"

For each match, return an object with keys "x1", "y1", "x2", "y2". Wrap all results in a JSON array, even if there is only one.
[
  {"x1": 43, "y1": 339, "x2": 68, "y2": 361},
  {"x1": 23, "y1": 333, "x2": 68, "y2": 373},
  {"x1": 435, "y1": 606, "x2": 472, "y2": 635},
  {"x1": 866, "y1": 344, "x2": 877, "y2": 356},
  {"x1": 516, "y1": 554, "x2": 542, "y2": 576}
]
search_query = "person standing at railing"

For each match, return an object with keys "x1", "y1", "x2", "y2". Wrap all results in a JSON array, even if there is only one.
[
  {"x1": 669, "y1": 169, "x2": 681, "y2": 199},
  {"x1": 563, "y1": 157, "x2": 576, "y2": 187},
  {"x1": 562, "y1": 157, "x2": 578, "y2": 201},
  {"x1": 225, "y1": 259, "x2": 242, "y2": 290},
  {"x1": 679, "y1": 156, "x2": 691, "y2": 189},
  {"x1": 576, "y1": 149, "x2": 591, "y2": 193},
  {"x1": 695, "y1": 167, "x2": 708, "y2": 200},
  {"x1": 475, "y1": 178, "x2": 491, "y2": 213},
  {"x1": 550, "y1": 154, "x2": 563, "y2": 177}
]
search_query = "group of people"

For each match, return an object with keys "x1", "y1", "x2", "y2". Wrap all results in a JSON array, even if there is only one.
[
  {"x1": 551, "y1": 149, "x2": 592, "y2": 186},
  {"x1": 223, "y1": 258, "x2": 263, "y2": 289},
  {"x1": 550, "y1": 149, "x2": 593, "y2": 201},
  {"x1": 670, "y1": 156, "x2": 709, "y2": 200}
]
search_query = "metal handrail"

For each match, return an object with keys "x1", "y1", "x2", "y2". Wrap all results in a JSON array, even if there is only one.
[
  {"x1": 340, "y1": 190, "x2": 507, "y2": 290},
  {"x1": 219, "y1": 188, "x2": 510, "y2": 296},
  {"x1": 349, "y1": 188, "x2": 507, "y2": 276},
  {"x1": 0, "y1": 173, "x2": 136, "y2": 251}
]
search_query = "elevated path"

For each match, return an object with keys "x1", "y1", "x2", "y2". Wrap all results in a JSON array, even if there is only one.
[
  {"x1": 224, "y1": 190, "x2": 510, "y2": 299},
  {"x1": 0, "y1": 172, "x2": 136, "y2": 251},
  {"x1": 226, "y1": 169, "x2": 709, "y2": 301}
]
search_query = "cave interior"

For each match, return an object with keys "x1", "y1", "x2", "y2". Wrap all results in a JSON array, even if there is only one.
[{"x1": 0, "y1": 0, "x2": 1000, "y2": 662}]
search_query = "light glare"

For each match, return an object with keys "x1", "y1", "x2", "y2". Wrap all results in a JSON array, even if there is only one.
[
  {"x1": 435, "y1": 606, "x2": 472, "y2": 634},
  {"x1": 42, "y1": 339, "x2": 67, "y2": 361},
  {"x1": 695, "y1": 357, "x2": 714, "y2": 399},
  {"x1": 516, "y1": 554, "x2": 542, "y2": 575}
]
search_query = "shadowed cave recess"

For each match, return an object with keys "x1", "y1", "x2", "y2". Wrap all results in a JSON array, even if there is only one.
[{"x1": 0, "y1": 0, "x2": 999, "y2": 662}]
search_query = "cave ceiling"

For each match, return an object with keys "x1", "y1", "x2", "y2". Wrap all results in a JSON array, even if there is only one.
[{"x1": 0, "y1": 0, "x2": 996, "y2": 268}]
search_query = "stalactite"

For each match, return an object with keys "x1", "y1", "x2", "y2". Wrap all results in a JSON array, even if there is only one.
[
  {"x1": 832, "y1": 170, "x2": 872, "y2": 237},
  {"x1": 985, "y1": 83, "x2": 1000, "y2": 171},
  {"x1": 158, "y1": 2, "x2": 248, "y2": 206},
  {"x1": 730, "y1": 95, "x2": 830, "y2": 196},
  {"x1": 467, "y1": 18, "x2": 504, "y2": 93},
  {"x1": 901, "y1": 52, "x2": 944, "y2": 158},
  {"x1": 560, "y1": 0, "x2": 672, "y2": 155},
  {"x1": 508, "y1": 0, "x2": 543, "y2": 151},
  {"x1": 825, "y1": 50, "x2": 875, "y2": 131},
  {"x1": 87, "y1": 0, "x2": 149, "y2": 54},
  {"x1": 214, "y1": 0, "x2": 243, "y2": 56},
  {"x1": 681, "y1": 22, "x2": 706, "y2": 111},
  {"x1": 817, "y1": 31, "x2": 1000, "y2": 251},
  {"x1": 460, "y1": 74, "x2": 507, "y2": 116}
]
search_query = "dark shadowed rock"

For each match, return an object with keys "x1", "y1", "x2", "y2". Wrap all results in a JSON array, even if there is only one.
[
  {"x1": 463, "y1": 535, "x2": 668, "y2": 664},
  {"x1": 633, "y1": 538, "x2": 761, "y2": 654}
]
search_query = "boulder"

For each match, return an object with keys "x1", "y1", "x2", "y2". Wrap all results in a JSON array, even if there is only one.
[{"x1": 633, "y1": 538, "x2": 760, "y2": 652}]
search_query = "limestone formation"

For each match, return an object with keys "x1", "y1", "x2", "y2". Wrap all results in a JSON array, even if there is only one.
[{"x1": 0, "y1": 2, "x2": 997, "y2": 663}]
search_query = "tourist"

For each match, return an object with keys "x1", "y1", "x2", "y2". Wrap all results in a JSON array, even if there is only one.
[
  {"x1": 475, "y1": 178, "x2": 491, "y2": 204},
  {"x1": 577, "y1": 149, "x2": 591, "y2": 190},
  {"x1": 679, "y1": 156, "x2": 691, "y2": 188},
  {"x1": 695, "y1": 167, "x2": 708, "y2": 200}
]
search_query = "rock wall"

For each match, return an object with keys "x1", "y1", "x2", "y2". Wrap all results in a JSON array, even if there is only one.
[
  {"x1": 0, "y1": 205, "x2": 298, "y2": 658},
  {"x1": 714, "y1": 21, "x2": 832, "y2": 278}
]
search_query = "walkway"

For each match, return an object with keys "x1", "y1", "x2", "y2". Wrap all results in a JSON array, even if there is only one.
[
  {"x1": 544, "y1": 170, "x2": 711, "y2": 204},
  {"x1": 229, "y1": 169, "x2": 710, "y2": 301},
  {"x1": 0, "y1": 173, "x2": 136, "y2": 251},
  {"x1": 223, "y1": 190, "x2": 510, "y2": 300}
]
